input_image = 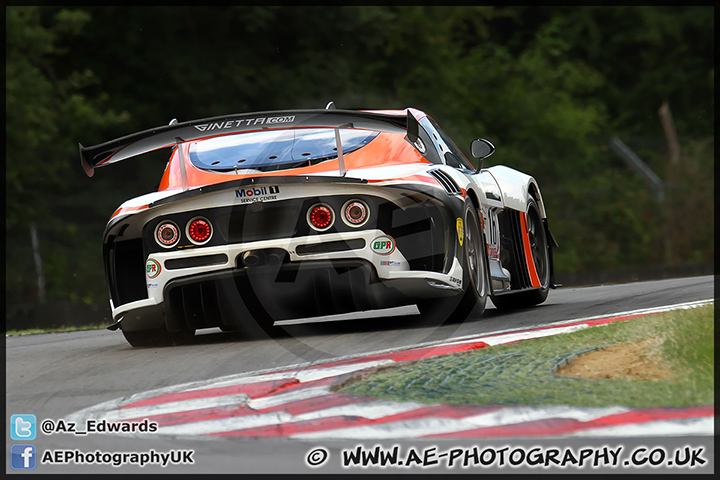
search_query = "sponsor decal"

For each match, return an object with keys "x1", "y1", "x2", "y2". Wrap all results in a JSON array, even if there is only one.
[
  {"x1": 147, "y1": 282, "x2": 159, "y2": 289},
  {"x1": 380, "y1": 260, "x2": 401, "y2": 266},
  {"x1": 456, "y1": 218, "x2": 464, "y2": 246},
  {"x1": 235, "y1": 186, "x2": 280, "y2": 197},
  {"x1": 194, "y1": 116, "x2": 295, "y2": 132},
  {"x1": 146, "y1": 258, "x2": 161, "y2": 279},
  {"x1": 449, "y1": 276, "x2": 462, "y2": 286},
  {"x1": 371, "y1": 235, "x2": 396, "y2": 255},
  {"x1": 234, "y1": 186, "x2": 280, "y2": 203}
]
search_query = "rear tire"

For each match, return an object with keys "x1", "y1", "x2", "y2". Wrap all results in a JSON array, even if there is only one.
[
  {"x1": 459, "y1": 200, "x2": 490, "y2": 317},
  {"x1": 491, "y1": 196, "x2": 550, "y2": 310},
  {"x1": 418, "y1": 201, "x2": 489, "y2": 322}
]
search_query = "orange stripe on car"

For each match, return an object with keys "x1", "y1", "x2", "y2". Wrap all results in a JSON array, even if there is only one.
[
  {"x1": 110, "y1": 205, "x2": 149, "y2": 219},
  {"x1": 519, "y1": 211, "x2": 542, "y2": 288}
]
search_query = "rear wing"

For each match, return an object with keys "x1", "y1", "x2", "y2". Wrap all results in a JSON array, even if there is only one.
[{"x1": 79, "y1": 109, "x2": 417, "y2": 177}]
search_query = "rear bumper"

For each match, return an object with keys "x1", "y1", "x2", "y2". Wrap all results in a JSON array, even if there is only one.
[
  {"x1": 112, "y1": 255, "x2": 464, "y2": 332},
  {"x1": 105, "y1": 182, "x2": 468, "y2": 331}
]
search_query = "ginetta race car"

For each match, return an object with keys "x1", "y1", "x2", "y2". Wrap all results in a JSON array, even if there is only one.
[{"x1": 79, "y1": 104, "x2": 558, "y2": 347}]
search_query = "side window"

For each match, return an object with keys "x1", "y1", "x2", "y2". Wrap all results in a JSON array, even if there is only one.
[
  {"x1": 419, "y1": 116, "x2": 475, "y2": 171},
  {"x1": 414, "y1": 123, "x2": 442, "y2": 164}
]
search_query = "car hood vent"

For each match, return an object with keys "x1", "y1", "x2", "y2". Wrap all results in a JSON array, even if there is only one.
[{"x1": 429, "y1": 169, "x2": 462, "y2": 195}]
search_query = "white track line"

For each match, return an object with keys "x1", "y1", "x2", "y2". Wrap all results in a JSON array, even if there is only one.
[
  {"x1": 563, "y1": 417, "x2": 715, "y2": 438},
  {"x1": 157, "y1": 400, "x2": 427, "y2": 436},
  {"x1": 292, "y1": 406, "x2": 632, "y2": 440}
]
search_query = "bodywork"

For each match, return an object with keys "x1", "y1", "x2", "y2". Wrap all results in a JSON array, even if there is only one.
[{"x1": 80, "y1": 107, "x2": 557, "y2": 345}]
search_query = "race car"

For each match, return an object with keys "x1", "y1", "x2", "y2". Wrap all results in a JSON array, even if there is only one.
[{"x1": 79, "y1": 104, "x2": 558, "y2": 347}]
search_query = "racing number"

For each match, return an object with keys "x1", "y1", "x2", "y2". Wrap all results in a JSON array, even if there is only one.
[
  {"x1": 483, "y1": 209, "x2": 499, "y2": 258},
  {"x1": 485, "y1": 209, "x2": 498, "y2": 245}
]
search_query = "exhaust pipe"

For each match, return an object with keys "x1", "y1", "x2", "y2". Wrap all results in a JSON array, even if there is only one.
[
  {"x1": 241, "y1": 248, "x2": 287, "y2": 267},
  {"x1": 266, "y1": 250, "x2": 285, "y2": 266},
  {"x1": 242, "y1": 250, "x2": 266, "y2": 267}
]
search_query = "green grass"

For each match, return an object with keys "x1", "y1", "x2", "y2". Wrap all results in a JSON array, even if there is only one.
[
  {"x1": 337, "y1": 304, "x2": 714, "y2": 408},
  {"x1": 5, "y1": 324, "x2": 107, "y2": 336}
]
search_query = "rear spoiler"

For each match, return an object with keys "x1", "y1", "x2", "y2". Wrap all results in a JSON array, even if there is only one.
[{"x1": 78, "y1": 108, "x2": 416, "y2": 177}]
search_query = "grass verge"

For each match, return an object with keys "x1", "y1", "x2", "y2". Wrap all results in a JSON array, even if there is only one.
[
  {"x1": 5, "y1": 324, "x2": 107, "y2": 336},
  {"x1": 337, "y1": 304, "x2": 714, "y2": 408}
]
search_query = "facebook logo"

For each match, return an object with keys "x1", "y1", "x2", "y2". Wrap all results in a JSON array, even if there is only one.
[
  {"x1": 10, "y1": 414, "x2": 36, "y2": 440},
  {"x1": 11, "y1": 444, "x2": 37, "y2": 470}
]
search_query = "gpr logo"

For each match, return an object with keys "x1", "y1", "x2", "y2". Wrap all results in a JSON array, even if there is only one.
[
  {"x1": 11, "y1": 444, "x2": 36, "y2": 470},
  {"x1": 146, "y1": 258, "x2": 161, "y2": 279},
  {"x1": 371, "y1": 235, "x2": 396, "y2": 255},
  {"x1": 11, "y1": 414, "x2": 36, "y2": 440}
]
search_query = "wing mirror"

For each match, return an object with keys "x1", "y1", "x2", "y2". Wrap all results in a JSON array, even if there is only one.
[{"x1": 471, "y1": 138, "x2": 495, "y2": 172}]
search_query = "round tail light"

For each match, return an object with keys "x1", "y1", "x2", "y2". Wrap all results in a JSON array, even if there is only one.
[
  {"x1": 308, "y1": 204, "x2": 334, "y2": 230},
  {"x1": 343, "y1": 200, "x2": 368, "y2": 226},
  {"x1": 156, "y1": 222, "x2": 180, "y2": 247},
  {"x1": 187, "y1": 217, "x2": 212, "y2": 244}
]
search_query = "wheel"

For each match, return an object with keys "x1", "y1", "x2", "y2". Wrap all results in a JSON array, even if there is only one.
[
  {"x1": 418, "y1": 201, "x2": 489, "y2": 322},
  {"x1": 461, "y1": 200, "x2": 490, "y2": 317},
  {"x1": 121, "y1": 326, "x2": 195, "y2": 347},
  {"x1": 491, "y1": 196, "x2": 551, "y2": 310}
]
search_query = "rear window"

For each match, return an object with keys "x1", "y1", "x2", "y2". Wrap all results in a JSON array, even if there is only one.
[{"x1": 189, "y1": 128, "x2": 379, "y2": 172}]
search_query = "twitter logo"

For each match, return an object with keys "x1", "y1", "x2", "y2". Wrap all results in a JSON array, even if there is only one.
[{"x1": 11, "y1": 414, "x2": 37, "y2": 440}]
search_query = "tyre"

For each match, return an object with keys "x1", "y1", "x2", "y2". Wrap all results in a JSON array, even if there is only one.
[
  {"x1": 418, "y1": 201, "x2": 489, "y2": 322},
  {"x1": 121, "y1": 326, "x2": 195, "y2": 347},
  {"x1": 491, "y1": 196, "x2": 550, "y2": 310}
]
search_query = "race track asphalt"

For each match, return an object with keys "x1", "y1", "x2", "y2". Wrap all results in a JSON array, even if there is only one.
[{"x1": 5, "y1": 275, "x2": 714, "y2": 474}]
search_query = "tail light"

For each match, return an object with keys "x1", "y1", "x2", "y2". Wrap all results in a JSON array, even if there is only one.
[
  {"x1": 308, "y1": 204, "x2": 334, "y2": 231},
  {"x1": 155, "y1": 222, "x2": 180, "y2": 248},
  {"x1": 187, "y1": 217, "x2": 212, "y2": 244},
  {"x1": 342, "y1": 200, "x2": 369, "y2": 226}
]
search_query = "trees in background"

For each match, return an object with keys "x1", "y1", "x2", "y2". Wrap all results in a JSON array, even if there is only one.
[{"x1": 6, "y1": 6, "x2": 713, "y2": 308}]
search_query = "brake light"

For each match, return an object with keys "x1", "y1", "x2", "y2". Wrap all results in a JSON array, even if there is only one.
[
  {"x1": 343, "y1": 200, "x2": 368, "y2": 226},
  {"x1": 156, "y1": 222, "x2": 180, "y2": 247},
  {"x1": 308, "y1": 204, "x2": 334, "y2": 230},
  {"x1": 187, "y1": 218, "x2": 212, "y2": 244}
]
